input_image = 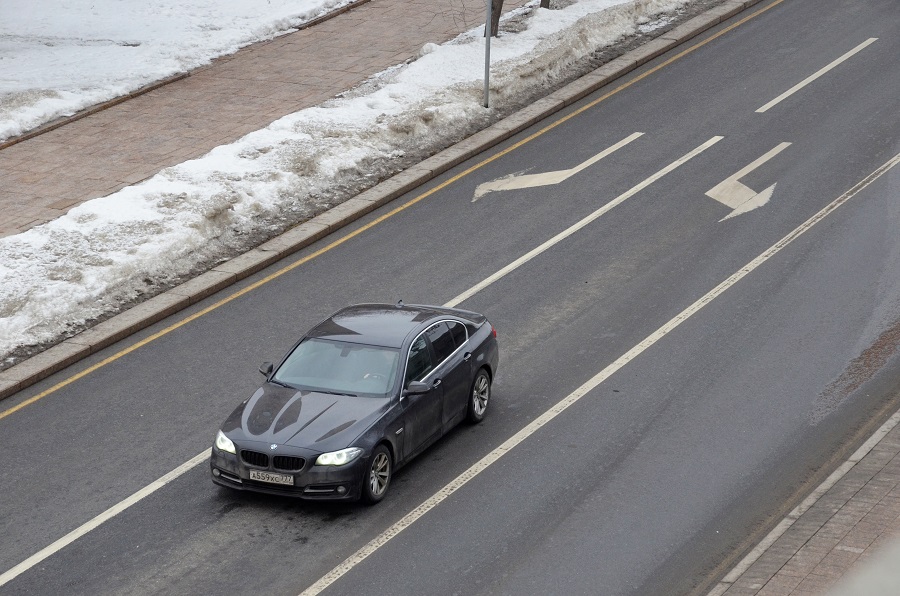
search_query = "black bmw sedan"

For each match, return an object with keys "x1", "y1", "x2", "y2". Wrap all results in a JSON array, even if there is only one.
[{"x1": 211, "y1": 303, "x2": 499, "y2": 504}]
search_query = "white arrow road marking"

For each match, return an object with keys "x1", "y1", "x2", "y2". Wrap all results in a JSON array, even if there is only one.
[
  {"x1": 706, "y1": 142, "x2": 791, "y2": 221},
  {"x1": 472, "y1": 131, "x2": 644, "y2": 201}
]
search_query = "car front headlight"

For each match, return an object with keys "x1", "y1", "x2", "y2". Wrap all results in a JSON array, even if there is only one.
[
  {"x1": 215, "y1": 430, "x2": 236, "y2": 454},
  {"x1": 315, "y1": 447, "x2": 363, "y2": 466}
]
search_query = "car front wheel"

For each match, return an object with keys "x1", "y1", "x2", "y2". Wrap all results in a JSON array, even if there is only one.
[
  {"x1": 361, "y1": 444, "x2": 392, "y2": 504},
  {"x1": 467, "y1": 369, "x2": 490, "y2": 423}
]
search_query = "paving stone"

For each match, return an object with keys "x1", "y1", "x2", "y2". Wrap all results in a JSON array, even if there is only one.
[
  {"x1": 794, "y1": 572, "x2": 837, "y2": 594},
  {"x1": 723, "y1": 584, "x2": 767, "y2": 595},
  {"x1": 755, "y1": 572, "x2": 804, "y2": 595},
  {"x1": 836, "y1": 528, "x2": 879, "y2": 551},
  {"x1": 0, "y1": 0, "x2": 531, "y2": 236}
]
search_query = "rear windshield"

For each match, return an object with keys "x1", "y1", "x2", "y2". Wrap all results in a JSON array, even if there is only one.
[{"x1": 272, "y1": 338, "x2": 400, "y2": 397}]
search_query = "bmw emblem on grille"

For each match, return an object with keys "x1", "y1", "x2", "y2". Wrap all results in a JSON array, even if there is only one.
[{"x1": 270, "y1": 444, "x2": 278, "y2": 450}]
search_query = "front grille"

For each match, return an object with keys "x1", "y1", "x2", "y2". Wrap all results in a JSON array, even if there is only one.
[
  {"x1": 274, "y1": 456, "x2": 305, "y2": 471},
  {"x1": 241, "y1": 450, "x2": 269, "y2": 467},
  {"x1": 304, "y1": 485, "x2": 340, "y2": 495}
]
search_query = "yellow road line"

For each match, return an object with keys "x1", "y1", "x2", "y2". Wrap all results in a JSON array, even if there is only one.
[{"x1": 0, "y1": 0, "x2": 786, "y2": 422}]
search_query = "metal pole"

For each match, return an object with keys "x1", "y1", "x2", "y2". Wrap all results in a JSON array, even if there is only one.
[{"x1": 484, "y1": 0, "x2": 491, "y2": 108}]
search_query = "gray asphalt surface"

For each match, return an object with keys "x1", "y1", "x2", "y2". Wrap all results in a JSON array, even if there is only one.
[{"x1": 2, "y1": 0, "x2": 899, "y2": 594}]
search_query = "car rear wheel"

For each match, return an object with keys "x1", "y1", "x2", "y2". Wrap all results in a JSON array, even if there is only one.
[
  {"x1": 362, "y1": 444, "x2": 392, "y2": 504},
  {"x1": 467, "y1": 369, "x2": 490, "y2": 423}
]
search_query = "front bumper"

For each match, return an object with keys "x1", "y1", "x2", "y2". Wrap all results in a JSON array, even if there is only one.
[{"x1": 210, "y1": 446, "x2": 367, "y2": 501}]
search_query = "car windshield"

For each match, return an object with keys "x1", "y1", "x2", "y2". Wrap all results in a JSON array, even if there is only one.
[{"x1": 272, "y1": 338, "x2": 400, "y2": 397}]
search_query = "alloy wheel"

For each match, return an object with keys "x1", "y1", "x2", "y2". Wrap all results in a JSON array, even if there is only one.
[
  {"x1": 369, "y1": 451, "x2": 390, "y2": 496},
  {"x1": 473, "y1": 374, "x2": 489, "y2": 416}
]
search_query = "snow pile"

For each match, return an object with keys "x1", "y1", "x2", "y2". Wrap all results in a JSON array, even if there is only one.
[
  {"x1": 0, "y1": 0, "x2": 355, "y2": 141},
  {"x1": 0, "y1": 0, "x2": 691, "y2": 365}
]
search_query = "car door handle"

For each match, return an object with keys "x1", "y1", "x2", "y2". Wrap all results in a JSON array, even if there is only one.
[
  {"x1": 432, "y1": 379, "x2": 442, "y2": 388},
  {"x1": 463, "y1": 352, "x2": 472, "y2": 362}
]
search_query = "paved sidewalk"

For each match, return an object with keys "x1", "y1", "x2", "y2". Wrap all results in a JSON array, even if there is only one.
[
  {"x1": 0, "y1": 0, "x2": 527, "y2": 237},
  {"x1": 713, "y1": 413, "x2": 900, "y2": 595}
]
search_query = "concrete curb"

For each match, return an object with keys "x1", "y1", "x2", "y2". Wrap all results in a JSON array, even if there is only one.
[
  {"x1": 0, "y1": 0, "x2": 764, "y2": 402},
  {"x1": 0, "y1": 0, "x2": 372, "y2": 152}
]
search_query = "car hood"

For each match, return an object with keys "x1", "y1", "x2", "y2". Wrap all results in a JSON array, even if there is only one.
[{"x1": 221, "y1": 383, "x2": 390, "y2": 451}]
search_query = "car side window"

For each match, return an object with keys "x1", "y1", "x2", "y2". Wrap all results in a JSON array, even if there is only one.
[
  {"x1": 426, "y1": 322, "x2": 455, "y2": 364},
  {"x1": 447, "y1": 321, "x2": 467, "y2": 348},
  {"x1": 405, "y1": 335, "x2": 434, "y2": 385}
]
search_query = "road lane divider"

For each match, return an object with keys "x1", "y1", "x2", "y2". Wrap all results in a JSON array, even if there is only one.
[
  {"x1": 447, "y1": 135, "x2": 723, "y2": 308},
  {"x1": 298, "y1": 151, "x2": 900, "y2": 596},
  {"x1": 0, "y1": 450, "x2": 210, "y2": 588},
  {"x1": 756, "y1": 38, "x2": 878, "y2": 113}
]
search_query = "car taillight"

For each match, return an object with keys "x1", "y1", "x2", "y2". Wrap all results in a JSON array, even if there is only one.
[{"x1": 491, "y1": 325, "x2": 497, "y2": 338}]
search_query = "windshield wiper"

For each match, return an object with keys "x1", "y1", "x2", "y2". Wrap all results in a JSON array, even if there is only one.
[{"x1": 268, "y1": 380, "x2": 356, "y2": 396}]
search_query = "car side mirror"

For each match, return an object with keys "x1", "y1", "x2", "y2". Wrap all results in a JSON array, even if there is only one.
[
  {"x1": 259, "y1": 362, "x2": 274, "y2": 377},
  {"x1": 403, "y1": 381, "x2": 430, "y2": 396}
]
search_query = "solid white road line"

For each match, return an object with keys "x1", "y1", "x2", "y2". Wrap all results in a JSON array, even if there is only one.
[
  {"x1": 756, "y1": 38, "x2": 878, "y2": 113},
  {"x1": 446, "y1": 135, "x2": 724, "y2": 308},
  {"x1": 0, "y1": 450, "x2": 210, "y2": 588},
  {"x1": 300, "y1": 151, "x2": 900, "y2": 596}
]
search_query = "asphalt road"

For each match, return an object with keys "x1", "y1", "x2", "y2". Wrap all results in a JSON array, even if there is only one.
[{"x1": 2, "y1": 0, "x2": 899, "y2": 594}]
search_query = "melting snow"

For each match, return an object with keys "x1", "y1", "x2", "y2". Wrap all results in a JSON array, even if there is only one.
[{"x1": 0, "y1": 0, "x2": 691, "y2": 364}]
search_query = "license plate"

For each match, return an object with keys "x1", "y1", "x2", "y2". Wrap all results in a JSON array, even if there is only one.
[{"x1": 249, "y1": 470, "x2": 294, "y2": 486}]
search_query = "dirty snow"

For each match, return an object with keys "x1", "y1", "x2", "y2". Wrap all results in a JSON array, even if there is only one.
[{"x1": 0, "y1": 0, "x2": 691, "y2": 365}]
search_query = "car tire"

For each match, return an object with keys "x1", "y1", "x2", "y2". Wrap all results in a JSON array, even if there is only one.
[
  {"x1": 361, "y1": 444, "x2": 392, "y2": 504},
  {"x1": 467, "y1": 369, "x2": 491, "y2": 423}
]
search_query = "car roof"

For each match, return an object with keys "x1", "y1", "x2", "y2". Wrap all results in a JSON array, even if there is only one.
[{"x1": 306, "y1": 303, "x2": 484, "y2": 348}]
